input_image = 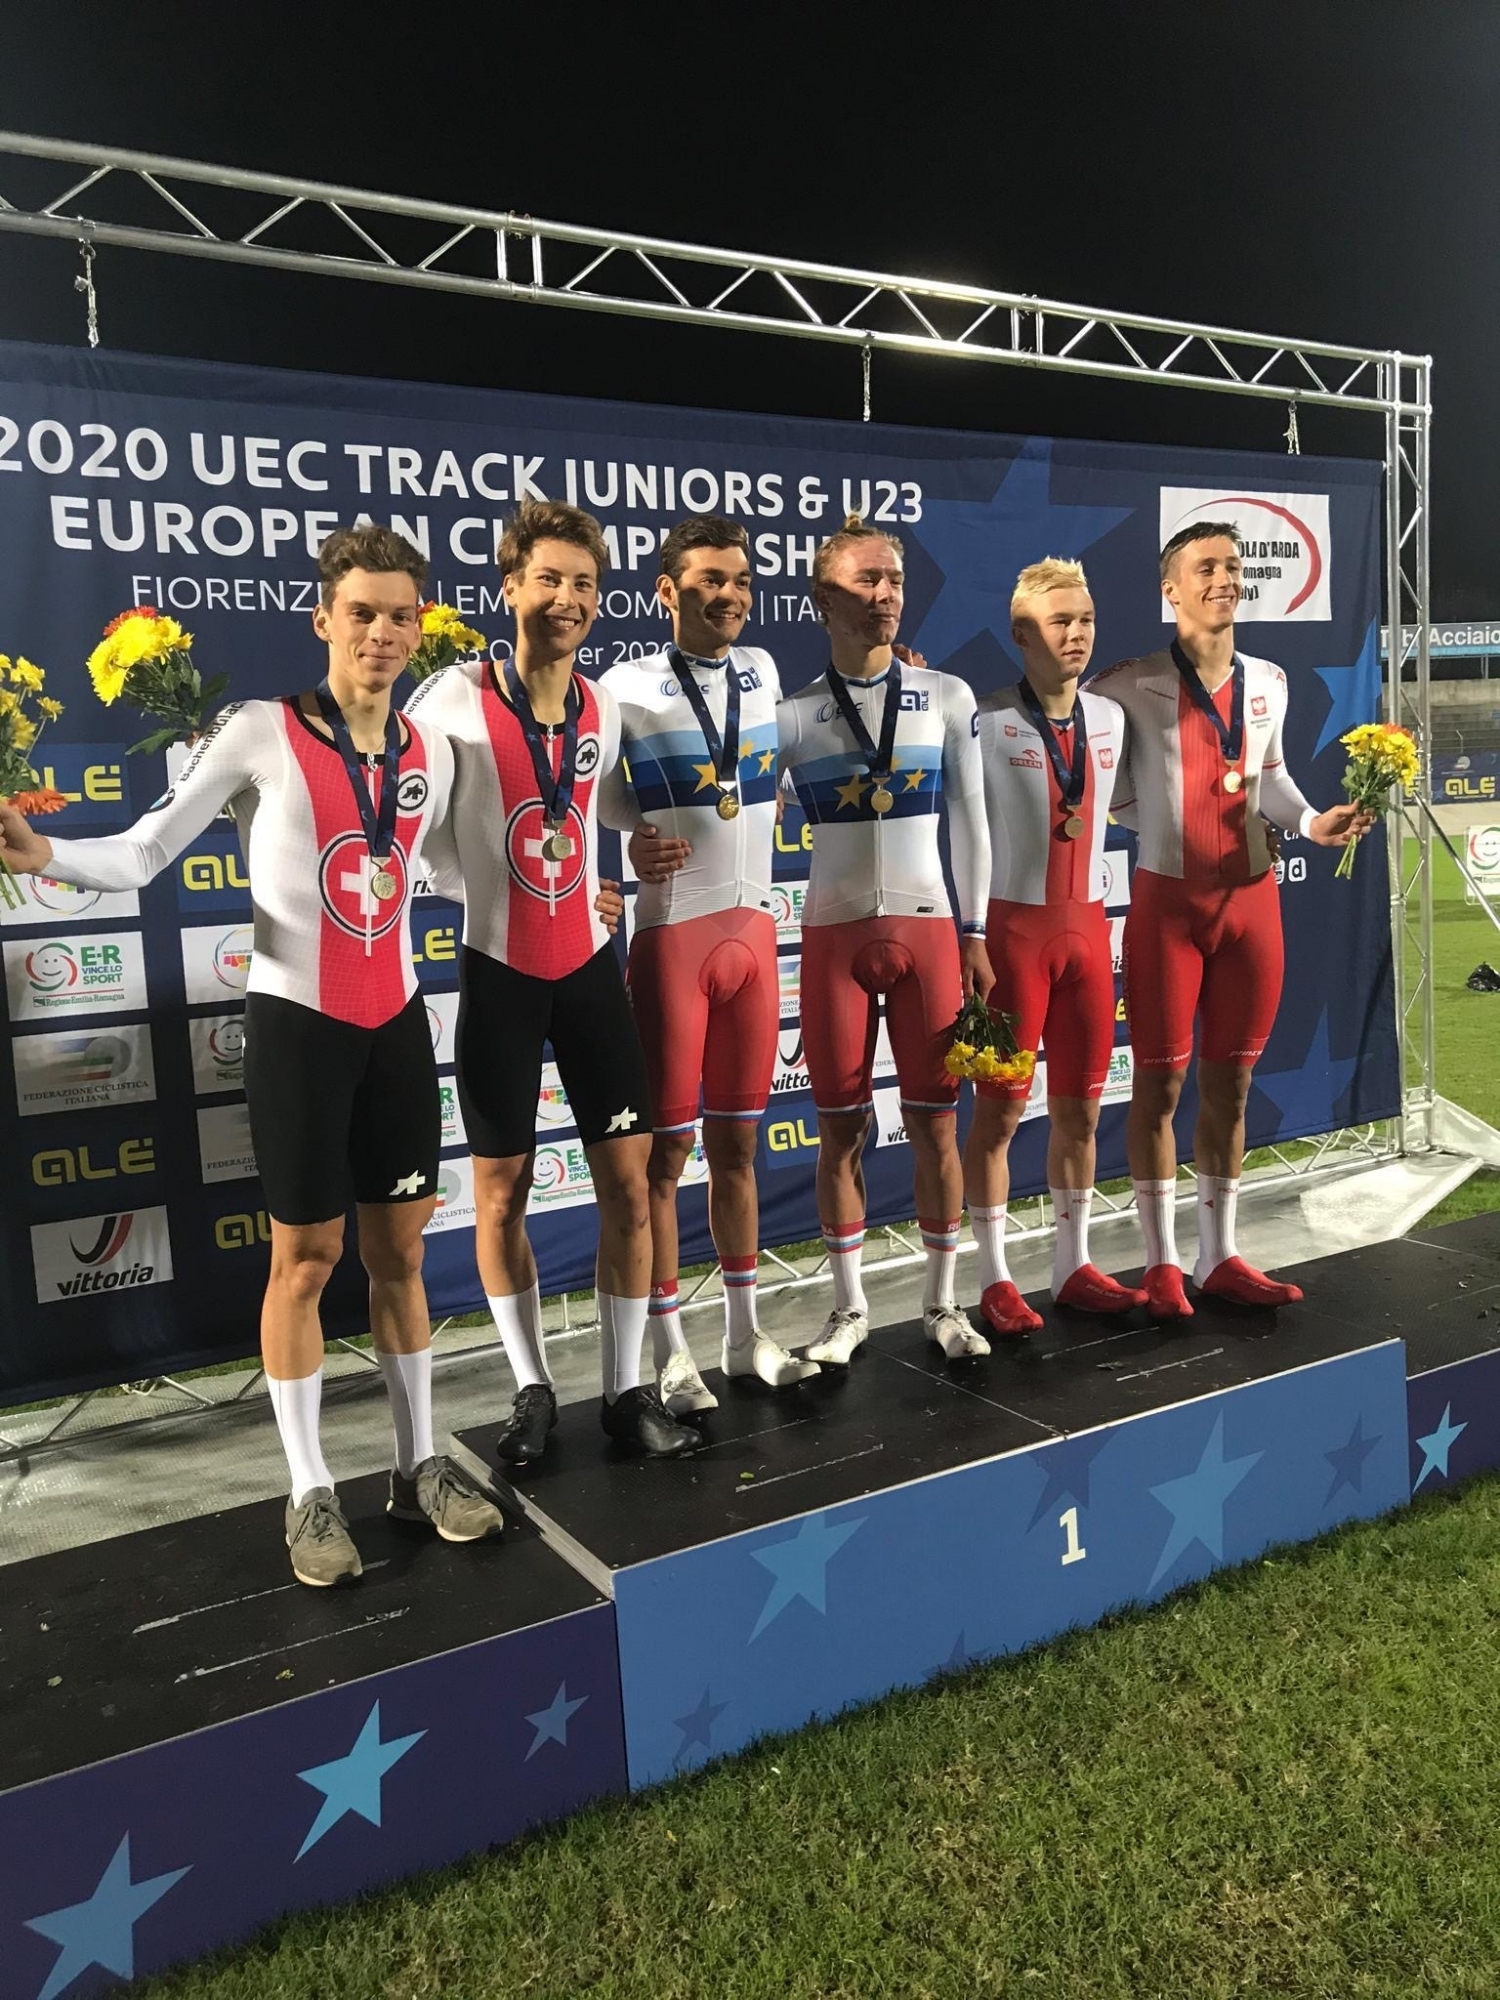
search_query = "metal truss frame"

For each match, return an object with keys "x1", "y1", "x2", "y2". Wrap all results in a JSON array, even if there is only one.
[{"x1": 0, "y1": 135, "x2": 1441, "y2": 1464}]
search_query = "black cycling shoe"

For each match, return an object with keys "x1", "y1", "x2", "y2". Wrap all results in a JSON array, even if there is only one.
[
  {"x1": 496, "y1": 1383, "x2": 558, "y2": 1464},
  {"x1": 600, "y1": 1384, "x2": 703, "y2": 1458}
]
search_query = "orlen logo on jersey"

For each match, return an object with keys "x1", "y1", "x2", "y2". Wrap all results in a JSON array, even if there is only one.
[
  {"x1": 318, "y1": 835, "x2": 410, "y2": 942},
  {"x1": 31, "y1": 1205, "x2": 173, "y2": 1304},
  {"x1": 1158, "y1": 487, "x2": 1331, "y2": 622},
  {"x1": 505, "y1": 802, "x2": 588, "y2": 903},
  {"x1": 214, "y1": 926, "x2": 255, "y2": 991},
  {"x1": 1009, "y1": 749, "x2": 1045, "y2": 771}
]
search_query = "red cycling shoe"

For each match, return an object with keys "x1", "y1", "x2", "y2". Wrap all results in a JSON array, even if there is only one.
[
  {"x1": 979, "y1": 1280, "x2": 1044, "y2": 1338},
  {"x1": 1196, "y1": 1256, "x2": 1304, "y2": 1308},
  {"x1": 1054, "y1": 1264, "x2": 1149, "y2": 1315},
  {"x1": 1143, "y1": 1263, "x2": 1194, "y2": 1320}
]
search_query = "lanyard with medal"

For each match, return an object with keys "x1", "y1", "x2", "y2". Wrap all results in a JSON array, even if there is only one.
[
  {"x1": 671, "y1": 644, "x2": 742, "y2": 820},
  {"x1": 314, "y1": 679, "x2": 402, "y2": 957},
  {"x1": 1017, "y1": 677, "x2": 1089, "y2": 838},
  {"x1": 1171, "y1": 639, "x2": 1246, "y2": 793},
  {"x1": 503, "y1": 659, "x2": 581, "y2": 913},
  {"x1": 825, "y1": 656, "x2": 902, "y2": 814}
]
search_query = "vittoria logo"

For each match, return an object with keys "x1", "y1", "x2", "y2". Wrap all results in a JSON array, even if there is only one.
[
  {"x1": 317, "y1": 834, "x2": 410, "y2": 941},
  {"x1": 31, "y1": 1204, "x2": 174, "y2": 1304}
]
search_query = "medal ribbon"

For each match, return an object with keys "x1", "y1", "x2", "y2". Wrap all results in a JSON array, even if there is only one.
[
  {"x1": 825, "y1": 657, "x2": 902, "y2": 791},
  {"x1": 670, "y1": 645, "x2": 741, "y2": 793},
  {"x1": 1170, "y1": 640, "x2": 1244, "y2": 765},
  {"x1": 503, "y1": 659, "x2": 581, "y2": 826},
  {"x1": 1017, "y1": 678, "x2": 1089, "y2": 811},
  {"x1": 314, "y1": 678, "x2": 402, "y2": 864}
]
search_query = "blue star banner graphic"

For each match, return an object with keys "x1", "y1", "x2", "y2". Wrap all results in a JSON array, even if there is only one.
[
  {"x1": 611, "y1": 1342, "x2": 1410, "y2": 1787},
  {"x1": 0, "y1": 339, "x2": 1391, "y2": 1402}
]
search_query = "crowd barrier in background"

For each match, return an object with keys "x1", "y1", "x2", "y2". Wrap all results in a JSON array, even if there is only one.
[{"x1": 0, "y1": 339, "x2": 1393, "y2": 1405}]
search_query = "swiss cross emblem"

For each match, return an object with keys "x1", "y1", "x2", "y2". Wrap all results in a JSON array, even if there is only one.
[
  {"x1": 1251, "y1": 695, "x2": 1268, "y2": 717},
  {"x1": 318, "y1": 833, "x2": 409, "y2": 940},
  {"x1": 505, "y1": 801, "x2": 588, "y2": 901}
]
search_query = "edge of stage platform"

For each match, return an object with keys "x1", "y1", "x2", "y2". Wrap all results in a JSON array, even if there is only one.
[
  {"x1": 457, "y1": 1271, "x2": 1417, "y2": 1792},
  {"x1": 0, "y1": 1473, "x2": 626, "y2": 2000},
  {"x1": 1401, "y1": 1215, "x2": 1500, "y2": 1495}
]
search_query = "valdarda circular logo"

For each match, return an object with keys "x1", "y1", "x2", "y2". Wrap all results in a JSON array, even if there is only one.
[{"x1": 26, "y1": 942, "x2": 78, "y2": 993}]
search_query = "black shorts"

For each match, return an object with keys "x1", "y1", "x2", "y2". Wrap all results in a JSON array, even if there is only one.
[
  {"x1": 457, "y1": 942, "x2": 653, "y2": 1158},
  {"x1": 243, "y1": 990, "x2": 441, "y2": 1226}
]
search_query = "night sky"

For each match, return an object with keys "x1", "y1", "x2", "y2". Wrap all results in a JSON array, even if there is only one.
[{"x1": 0, "y1": 1, "x2": 1495, "y2": 611}]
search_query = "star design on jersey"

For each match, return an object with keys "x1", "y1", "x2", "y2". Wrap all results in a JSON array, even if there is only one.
[
  {"x1": 388, "y1": 1170, "x2": 426, "y2": 1196},
  {"x1": 738, "y1": 737, "x2": 759, "y2": 765},
  {"x1": 691, "y1": 760, "x2": 721, "y2": 794},
  {"x1": 757, "y1": 749, "x2": 776, "y2": 775},
  {"x1": 903, "y1": 767, "x2": 927, "y2": 791},
  {"x1": 606, "y1": 1107, "x2": 639, "y2": 1133},
  {"x1": 834, "y1": 771, "x2": 869, "y2": 811}
]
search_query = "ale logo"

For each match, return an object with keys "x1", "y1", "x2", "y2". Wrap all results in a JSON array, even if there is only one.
[
  {"x1": 26, "y1": 942, "x2": 78, "y2": 994},
  {"x1": 214, "y1": 926, "x2": 255, "y2": 991}
]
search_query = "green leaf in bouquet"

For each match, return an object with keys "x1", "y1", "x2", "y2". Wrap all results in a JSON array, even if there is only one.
[{"x1": 128, "y1": 724, "x2": 189, "y2": 756}]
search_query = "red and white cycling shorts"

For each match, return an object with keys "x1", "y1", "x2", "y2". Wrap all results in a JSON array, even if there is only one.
[
  {"x1": 1123, "y1": 867, "x2": 1284, "y2": 1070},
  {"x1": 980, "y1": 897, "x2": 1116, "y2": 1102},
  {"x1": 628, "y1": 907, "x2": 778, "y2": 1133},
  {"x1": 799, "y1": 914, "x2": 963, "y2": 1116}
]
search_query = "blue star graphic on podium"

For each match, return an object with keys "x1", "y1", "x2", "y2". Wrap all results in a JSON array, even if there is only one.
[
  {"x1": 24, "y1": 1833, "x2": 190, "y2": 2000},
  {"x1": 524, "y1": 1681, "x2": 589, "y2": 1759},
  {"x1": 937, "y1": 1630, "x2": 973, "y2": 1673},
  {"x1": 748, "y1": 1510, "x2": 865, "y2": 1641},
  {"x1": 1148, "y1": 1412, "x2": 1264, "y2": 1586},
  {"x1": 1313, "y1": 620, "x2": 1381, "y2": 758},
  {"x1": 674, "y1": 1687, "x2": 729, "y2": 1755},
  {"x1": 1254, "y1": 1009, "x2": 1358, "y2": 1129},
  {"x1": 909, "y1": 440, "x2": 1134, "y2": 667},
  {"x1": 1026, "y1": 1431, "x2": 1113, "y2": 1530},
  {"x1": 1413, "y1": 1402, "x2": 1467, "y2": 1490},
  {"x1": 1324, "y1": 1414, "x2": 1382, "y2": 1503},
  {"x1": 295, "y1": 1700, "x2": 426, "y2": 1860}
]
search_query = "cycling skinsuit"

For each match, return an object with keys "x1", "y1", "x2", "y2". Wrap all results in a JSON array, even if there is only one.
[{"x1": 974, "y1": 684, "x2": 1125, "y2": 1101}]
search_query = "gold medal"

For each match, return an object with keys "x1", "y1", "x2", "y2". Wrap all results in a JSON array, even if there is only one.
[
  {"x1": 1223, "y1": 770, "x2": 1244, "y2": 794},
  {"x1": 369, "y1": 867, "x2": 398, "y2": 902},
  {"x1": 870, "y1": 786, "x2": 895, "y2": 814},
  {"x1": 716, "y1": 791, "x2": 741, "y2": 821},
  {"x1": 1063, "y1": 815, "x2": 1085, "y2": 840},
  {"x1": 543, "y1": 827, "x2": 574, "y2": 862}
]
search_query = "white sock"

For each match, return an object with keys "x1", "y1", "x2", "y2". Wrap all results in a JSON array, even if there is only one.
[
  {"x1": 920, "y1": 1216, "x2": 960, "y2": 1311},
  {"x1": 721, "y1": 1256, "x2": 760, "y2": 1349},
  {"x1": 377, "y1": 1347, "x2": 435, "y2": 1477},
  {"x1": 1194, "y1": 1175, "x2": 1240, "y2": 1282},
  {"x1": 599, "y1": 1292, "x2": 648, "y2": 1402},
  {"x1": 1133, "y1": 1180, "x2": 1181, "y2": 1270},
  {"x1": 970, "y1": 1204, "x2": 1010, "y2": 1289},
  {"x1": 1050, "y1": 1187, "x2": 1093, "y2": 1290},
  {"x1": 649, "y1": 1282, "x2": 689, "y2": 1368},
  {"x1": 821, "y1": 1220, "x2": 868, "y2": 1314},
  {"x1": 268, "y1": 1370, "x2": 333, "y2": 1507},
  {"x1": 486, "y1": 1284, "x2": 552, "y2": 1391}
]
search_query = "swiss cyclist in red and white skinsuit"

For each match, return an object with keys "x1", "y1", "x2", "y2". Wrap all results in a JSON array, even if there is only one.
[
  {"x1": 1094, "y1": 520, "x2": 1372, "y2": 1319},
  {"x1": 407, "y1": 499, "x2": 700, "y2": 1462},
  {"x1": 966, "y1": 559, "x2": 1149, "y2": 1337},
  {"x1": 777, "y1": 515, "x2": 993, "y2": 1367},
  {"x1": 0, "y1": 526, "x2": 504, "y2": 1586},
  {"x1": 598, "y1": 516, "x2": 819, "y2": 1414}
]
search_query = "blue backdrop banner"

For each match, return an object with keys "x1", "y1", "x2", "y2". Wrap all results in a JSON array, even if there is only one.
[{"x1": 0, "y1": 340, "x2": 1391, "y2": 1401}]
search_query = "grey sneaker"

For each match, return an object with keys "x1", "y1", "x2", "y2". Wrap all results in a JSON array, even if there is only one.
[
  {"x1": 285, "y1": 1487, "x2": 363, "y2": 1588},
  {"x1": 388, "y1": 1456, "x2": 504, "y2": 1544}
]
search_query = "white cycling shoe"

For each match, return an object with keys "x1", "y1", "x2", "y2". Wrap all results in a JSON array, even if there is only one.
[
  {"x1": 805, "y1": 1308, "x2": 869, "y2": 1367},
  {"x1": 924, "y1": 1305, "x2": 991, "y2": 1360},
  {"x1": 658, "y1": 1349, "x2": 719, "y2": 1415},
  {"x1": 722, "y1": 1333, "x2": 821, "y2": 1387}
]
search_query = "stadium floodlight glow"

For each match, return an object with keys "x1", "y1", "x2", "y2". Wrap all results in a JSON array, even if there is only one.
[{"x1": 0, "y1": 128, "x2": 1435, "y2": 1157}]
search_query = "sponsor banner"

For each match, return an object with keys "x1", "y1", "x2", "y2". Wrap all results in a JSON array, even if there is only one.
[
  {"x1": 778, "y1": 954, "x2": 801, "y2": 1023},
  {"x1": 12, "y1": 1022, "x2": 157, "y2": 1116},
  {"x1": 211, "y1": 1205, "x2": 272, "y2": 1253},
  {"x1": 528, "y1": 1137, "x2": 596, "y2": 1213},
  {"x1": 3, "y1": 932, "x2": 147, "y2": 1022},
  {"x1": 771, "y1": 1026, "x2": 809, "y2": 1098},
  {"x1": 1101, "y1": 1043, "x2": 1135, "y2": 1104},
  {"x1": 424, "y1": 1155, "x2": 476, "y2": 1236},
  {"x1": 763, "y1": 1110, "x2": 820, "y2": 1165},
  {"x1": 188, "y1": 1012, "x2": 246, "y2": 1095},
  {"x1": 1432, "y1": 752, "x2": 1500, "y2": 805},
  {"x1": 411, "y1": 912, "x2": 461, "y2": 988},
  {"x1": 680, "y1": 1124, "x2": 711, "y2": 1188},
  {"x1": 424, "y1": 987, "x2": 460, "y2": 1065},
  {"x1": 536, "y1": 1058, "x2": 574, "y2": 1132},
  {"x1": 439, "y1": 1075, "x2": 467, "y2": 1151},
  {"x1": 873, "y1": 1085, "x2": 909, "y2": 1150},
  {"x1": 1464, "y1": 825, "x2": 1500, "y2": 904},
  {"x1": 1109, "y1": 916, "x2": 1125, "y2": 977},
  {"x1": 1101, "y1": 848, "x2": 1132, "y2": 910},
  {"x1": 1385, "y1": 623, "x2": 1500, "y2": 658},
  {"x1": 181, "y1": 922, "x2": 255, "y2": 1004},
  {"x1": 1160, "y1": 487, "x2": 1331, "y2": 622},
  {"x1": 197, "y1": 1100, "x2": 257, "y2": 1183},
  {"x1": 27, "y1": 743, "x2": 131, "y2": 826},
  {"x1": 175, "y1": 821, "x2": 253, "y2": 914},
  {"x1": 0, "y1": 875, "x2": 140, "y2": 928},
  {"x1": 769, "y1": 878, "x2": 810, "y2": 943},
  {"x1": 30, "y1": 1204, "x2": 173, "y2": 1304},
  {"x1": 1018, "y1": 1058, "x2": 1050, "y2": 1125}
]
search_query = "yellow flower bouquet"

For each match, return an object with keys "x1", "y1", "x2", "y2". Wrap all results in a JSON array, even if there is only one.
[
  {"x1": 944, "y1": 991, "x2": 1037, "y2": 1087},
  {"x1": 86, "y1": 607, "x2": 229, "y2": 754},
  {"x1": 0, "y1": 653, "x2": 68, "y2": 909},
  {"x1": 409, "y1": 602, "x2": 487, "y2": 684},
  {"x1": 1334, "y1": 722, "x2": 1420, "y2": 880}
]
